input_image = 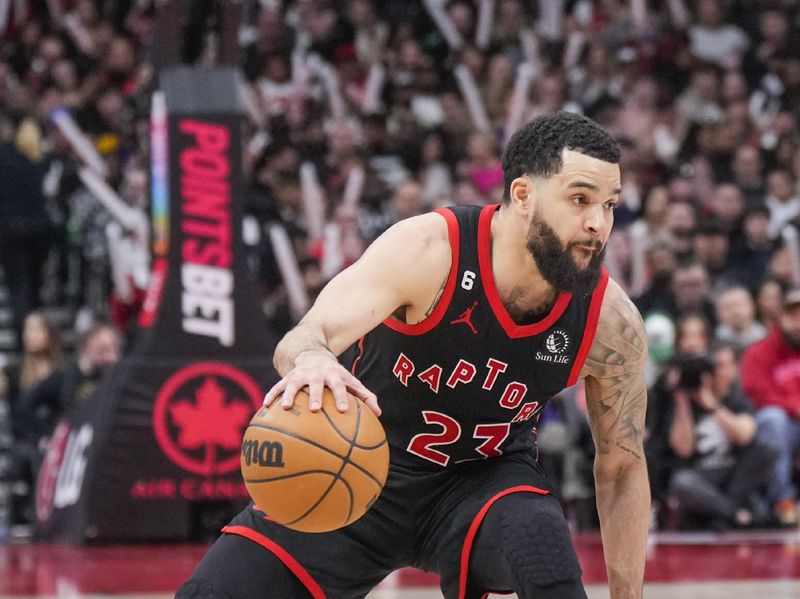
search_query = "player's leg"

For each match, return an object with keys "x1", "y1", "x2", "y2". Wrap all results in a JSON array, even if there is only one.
[
  {"x1": 175, "y1": 532, "x2": 312, "y2": 599},
  {"x1": 465, "y1": 492, "x2": 587, "y2": 599}
]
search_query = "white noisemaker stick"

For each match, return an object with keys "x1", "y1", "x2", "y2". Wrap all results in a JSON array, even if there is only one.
[
  {"x1": 475, "y1": 0, "x2": 495, "y2": 50},
  {"x1": 299, "y1": 162, "x2": 326, "y2": 241},
  {"x1": 361, "y1": 63, "x2": 386, "y2": 114},
  {"x1": 422, "y1": 0, "x2": 464, "y2": 50},
  {"x1": 78, "y1": 167, "x2": 149, "y2": 244},
  {"x1": 454, "y1": 64, "x2": 491, "y2": 134},
  {"x1": 341, "y1": 166, "x2": 365, "y2": 210},
  {"x1": 268, "y1": 223, "x2": 311, "y2": 320},
  {"x1": 52, "y1": 109, "x2": 109, "y2": 178},
  {"x1": 504, "y1": 62, "x2": 537, "y2": 145}
]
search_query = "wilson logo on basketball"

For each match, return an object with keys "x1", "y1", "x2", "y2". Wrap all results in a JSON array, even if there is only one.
[
  {"x1": 153, "y1": 362, "x2": 263, "y2": 476},
  {"x1": 241, "y1": 439, "x2": 285, "y2": 468}
]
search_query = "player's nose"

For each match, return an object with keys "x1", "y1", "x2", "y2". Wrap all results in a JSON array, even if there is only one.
[{"x1": 583, "y1": 204, "x2": 607, "y2": 235}]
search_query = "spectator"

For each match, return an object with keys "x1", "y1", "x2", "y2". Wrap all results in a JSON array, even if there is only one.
[
  {"x1": 688, "y1": 0, "x2": 750, "y2": 69},
  {"x1": 14, "y1": 322, "x2": 121, "y2": 446},
  {"x1": 0, "y1": 131, "x2": 55, "y2": 347},
  {"x1": 765, "y1": 168, "x2": 800, "y2": 240},
  {"x1": 347, "y1": 0, "x2": 388, "y2": 65},
  {"x1": 536, "y1": 384, "x2": 597, "y2": 531},
  {"x1": 413, "y1": 129, "x2": 453, "y2": 208},
  {"x1": 663, "y1": 347, "x2": 775, "y2": 529},
  {"x1": 663, "y1": 200, "x2": 697, "y2": 260},
  {"x1": 675, "y1": 312, "x2": 713, "y2": 357},
  {"x1": 727, "y1": 204, "x2": 777, "y2": 286},
  {"x1": 715, "y1": 286, "x2": 767, "y2": 349},
  {"x1": 638, "y1": 262, "x2": 717, "y2": 328},
  {"x1": 675, "y1": 63, "x2": 724, "y2": 129},
  {"x1": 755, "y1": 276, "x2": 786, "y2": 330},
  {"x1": 742, "y1": 9, "x2": 800, "y2": 89},
  {"x1": 628, "y1": 184, "x2": 670, "y2": 242},
  {"x1": 731, "y1": 145, "x2": 766, "y2": 208},
  {"x1": 632, "y1": 239, "x2": 677, "y2": 316},
  {"x1": 707, "y1": 183, "x2": 745, "y2": 238},
  {"x1": 457, "y1": 132, "x2": 503, "y2": 198},
  {"x1": 692, "y1": 219, "x2": 733, "y2": 291},
  {"x1": 11, "y1": 321, "x2": 120, "y2": 525},
  {"x1": 3, "y1": 312, "x2": 63, "y2": 409},
  {"x1": 741, "y1": 288, "x2": 800, "y2": 526}
]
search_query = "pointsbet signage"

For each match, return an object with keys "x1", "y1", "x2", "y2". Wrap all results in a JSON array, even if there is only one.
[{"x1": 36, "y1": 67, "x2": 278, "y2": 542}]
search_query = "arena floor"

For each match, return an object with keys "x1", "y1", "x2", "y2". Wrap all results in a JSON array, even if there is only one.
[{"x1": 2, "y1": 529, "x2": 800, "y2": 598}]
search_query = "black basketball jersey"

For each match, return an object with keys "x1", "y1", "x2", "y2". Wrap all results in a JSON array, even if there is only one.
[{"x1": 345, "y1": 204, "x2": 609, "y2": 469}]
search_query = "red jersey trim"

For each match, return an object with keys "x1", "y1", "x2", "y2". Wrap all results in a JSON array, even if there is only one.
[
  {"x1": 221, "y1": 525, "x2": 326, "y2": 599},
  {"x1": 350, "y1": 335, "x2": 365, "y2": 375},
  {"x1": 566, "y1": 268, "x2": 610, "y2": 387},
  {"x1": 382, "y1": 208, "x2": 460, "y2": 335},
  {"x1": 477, "y1": 204, "x2": 573, "y2": 338},
  {"x1": 458, "y1": 485, "x2": 550, "y2": 599}
]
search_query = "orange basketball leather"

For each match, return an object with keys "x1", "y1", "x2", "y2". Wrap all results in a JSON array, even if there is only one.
[{"x1": 241, "y1": 388, "x2": 389, "y2": 532}]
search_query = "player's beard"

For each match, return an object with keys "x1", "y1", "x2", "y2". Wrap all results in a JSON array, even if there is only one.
[{"x1": 526, "y1": 217, "x2": 605, "y2": 294}]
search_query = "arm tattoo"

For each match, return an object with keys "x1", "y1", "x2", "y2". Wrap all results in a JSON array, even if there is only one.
[
  {"x1": 584, "y1": 288, "x2": 647, "y2": 460},
  {"x1": 424, "y1": 277, "x2": 448, "y2": 317}
]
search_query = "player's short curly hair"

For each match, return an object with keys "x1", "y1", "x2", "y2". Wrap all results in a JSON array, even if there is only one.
[{"x1": 501, "y1": 111, "x2": 620, "y2": 202}]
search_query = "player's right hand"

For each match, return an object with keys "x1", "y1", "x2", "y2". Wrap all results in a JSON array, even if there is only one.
[{"x1": 263, "y1": 349, "x2": 380, "y2": 417}]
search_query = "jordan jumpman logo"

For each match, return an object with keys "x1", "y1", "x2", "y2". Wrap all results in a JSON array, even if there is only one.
[{"x1": 450, "y1": 301, "x2": 479, "y2": 334}]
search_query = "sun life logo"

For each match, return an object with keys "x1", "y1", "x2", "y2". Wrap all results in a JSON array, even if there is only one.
[{"x1": 545, "y1": 330, "x2": 570, "y2": 354}]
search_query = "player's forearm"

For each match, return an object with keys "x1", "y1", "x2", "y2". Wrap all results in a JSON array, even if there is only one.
[
  {"x1": 595, "y1": 461, "x2": 649, "y2": 599},
  {"x1": 272, "y1": 321, "x2": 336, "y2": 376}
]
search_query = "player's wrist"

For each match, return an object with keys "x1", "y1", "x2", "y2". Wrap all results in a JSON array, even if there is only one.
[{"x1": 294, "y1": 347, "x2": 336, "y2": 364}]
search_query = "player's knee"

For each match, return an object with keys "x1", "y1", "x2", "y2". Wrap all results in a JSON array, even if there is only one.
[
  {"x1": 489, "y1": 493, "x2": 583, "y2": 588},
  {"x1": 175, "y1": 578, "x2": 234, "y2": 599}
]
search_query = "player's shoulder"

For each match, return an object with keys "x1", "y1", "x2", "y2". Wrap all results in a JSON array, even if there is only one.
[
  {"x1": 582, "y1": 277, "x2": 647, "y2": 378},
  {"x1": 597, "y1": 276, "x2": 644, "y2": 329},
  {"x1": 375, "y1": 210, "x2": 452, "y2": 258},
  {"x1": 386, "y1": 210, "x2": 451, "y2": 240},
  {"x1": 363, "y1": 211, "x2": 452, "y2": 278}
]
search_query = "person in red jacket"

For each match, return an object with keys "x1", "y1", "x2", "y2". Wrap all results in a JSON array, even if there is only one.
[{"x1": 740, "y1": 288, "x2": 800, "y2": 526}]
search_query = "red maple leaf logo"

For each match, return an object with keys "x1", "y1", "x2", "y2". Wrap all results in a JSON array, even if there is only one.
[{"x1": 169, "y1": 377, "x2": 251, "y2": 452}]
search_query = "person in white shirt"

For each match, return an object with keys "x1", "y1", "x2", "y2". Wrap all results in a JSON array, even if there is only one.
[
  {"x1": 765, "y1": 168, "x2": 800, "y2": 239},
  {"x1": 689, "y1": 0, "x2": 750, "y2": 69}
]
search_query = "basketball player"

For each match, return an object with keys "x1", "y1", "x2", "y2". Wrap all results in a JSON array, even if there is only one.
[{"x1": 178, "y1": 111, "x2": 649, "y2": 599}]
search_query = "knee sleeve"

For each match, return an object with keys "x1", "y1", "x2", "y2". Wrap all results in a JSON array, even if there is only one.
[{"x1": 472, "y1": 492, "x2": 583, "y2": 591}]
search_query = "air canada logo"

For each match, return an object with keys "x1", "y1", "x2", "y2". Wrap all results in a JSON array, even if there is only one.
[
  {"x1": 153, "y1": 362, "x2": 262, "y2": 476},
  {"x1": 545, "y1": 330, "x2": 570, "y2": 354}
]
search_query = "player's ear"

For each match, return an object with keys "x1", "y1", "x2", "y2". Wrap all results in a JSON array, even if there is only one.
[{"x1": 509, "y1": 177, "x2": 533, "y2": 214}]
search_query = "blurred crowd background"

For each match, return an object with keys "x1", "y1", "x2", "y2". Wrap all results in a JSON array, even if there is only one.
[{"x1": 2, "y1": 0, "x2": 800, "y2": 539}]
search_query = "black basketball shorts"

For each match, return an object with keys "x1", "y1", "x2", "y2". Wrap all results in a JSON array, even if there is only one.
[{"x1": 177, "y1": 450, "x2": 585, "y2": 599}]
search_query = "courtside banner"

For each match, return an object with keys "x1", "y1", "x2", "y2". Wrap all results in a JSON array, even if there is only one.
[{"x1": 36, "y1": 67, "x2": 278, "y2": 542}]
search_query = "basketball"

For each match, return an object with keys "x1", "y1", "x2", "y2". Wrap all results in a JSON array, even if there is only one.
[{"x1": 240, "y1": 388, "x2": 389, "y2": 533}]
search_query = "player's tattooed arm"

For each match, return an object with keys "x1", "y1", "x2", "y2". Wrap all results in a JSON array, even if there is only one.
[
  {"x1": 581, "y1": 280, "x2": 647, "y2": 460},
  {"x1": 581, "y1": 279, "x2": 649, "y2": 599}
]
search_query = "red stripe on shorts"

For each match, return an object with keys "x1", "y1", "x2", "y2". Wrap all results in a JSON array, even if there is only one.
[{"x1": 222, "y1": 525, "x2": 326, "y2": 599}]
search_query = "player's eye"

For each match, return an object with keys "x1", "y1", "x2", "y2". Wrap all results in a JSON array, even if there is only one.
[
  {"x1": 571, "y1": 195, "x2": 587, "y2": 205},
  {"x1": 605, "y1": 201, "x2": 618, "y2": 212}
]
